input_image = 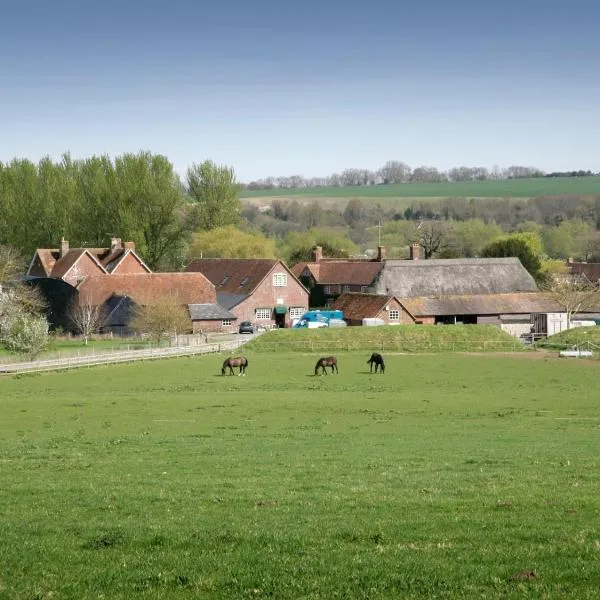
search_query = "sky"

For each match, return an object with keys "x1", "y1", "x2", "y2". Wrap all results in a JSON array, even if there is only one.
[{"x1": 1, "y1": 0, "x2": 599, "y2": 181}]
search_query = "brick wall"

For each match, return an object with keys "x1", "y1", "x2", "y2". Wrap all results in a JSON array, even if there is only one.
[
  {"x1": 230, "y1": 266, "x2": 309, "y2": 327},
  {"x1": 63, "y1": 254, "x2": 105, "y2": 286},
  {"x1": 112, "y1": 252, "x2": 149, "y2": 274},
  {"x1": 192, "y1": 320, "x2": 234, "y2": 333}
]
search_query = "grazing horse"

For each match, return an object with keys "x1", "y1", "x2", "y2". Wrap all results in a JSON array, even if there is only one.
[
  {"x1": 314, "y1": 356, "x2": 338, "y2": 376},
  {"x1": 222, "y1": 356, "x2": 248, "y2": 376},
  {"x1": 367, "y1": 352, "x2": 385, "y2": 374}
]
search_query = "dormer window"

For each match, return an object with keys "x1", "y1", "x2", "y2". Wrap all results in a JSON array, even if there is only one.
[{"x1": 240, "y1": 276, "x2": 251, "y2": 287}]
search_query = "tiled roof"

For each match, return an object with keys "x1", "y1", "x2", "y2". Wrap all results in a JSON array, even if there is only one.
[
  {"x1": 29, "y1": 245, "x2": 149, "y2": 278},
  {"x1": 185, "y1": 258, "x2": 307, "y2": 296},
  {"x1": 568, "y1": 261, "x2": 600, "y2": 282},
  {"x1": 76, "y1": 273, "x2": 216, "y2": 307},
  {"x1": 331, "y1": 293, "x2": 395, "y2": 320},
  {"x1": 291, "y1": 260, "x2": 382, "y2": 285},
  {"x1": 397, "y1": 292, "x2": 565, "y2": 317},
  {"x1": 188, "y1": 304, "x2": 236, "y2": 320}
]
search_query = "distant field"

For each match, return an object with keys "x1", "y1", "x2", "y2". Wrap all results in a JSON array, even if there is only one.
[
  {"x1": 240, "y1": 176, "x2": 600, "y2": 202},
  {"x1": 1, "y1": 351, "x2": 600, "y2": 598}
]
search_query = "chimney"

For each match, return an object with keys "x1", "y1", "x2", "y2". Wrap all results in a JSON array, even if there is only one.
[
  {"x1": 410, "y1": 242, "x2": 420, "y2": 260},
  {"x1": 110, "y1": 237, "x2": 122, "y2": 252},
  {"x1": 377, "y1": 246, "x2": 386, "y2": 262},
  {"x1": 311, "y1": 245, "x2": 323, "y2": 263},
  {"x1": 124, "y1": 241, "x2": 136, "y2": 251},
  {"x1": 60, "y1": 237, "x2": 69, "y2": 258}
]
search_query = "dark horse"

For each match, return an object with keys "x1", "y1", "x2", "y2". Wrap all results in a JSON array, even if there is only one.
[
  {"x1": 222, "y1": 356, "x2": 248, "y2": 376},
  {"x1": 314, "y1": 356, "x2": 338, "y2": 376},
  {"x1": 367, "y1": 352, "x2": 385, "y2": 374}
]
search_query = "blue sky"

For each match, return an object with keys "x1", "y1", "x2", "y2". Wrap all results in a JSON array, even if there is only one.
[{"x1": 1, "y1": 0, "x2": 598, "y2": 181}]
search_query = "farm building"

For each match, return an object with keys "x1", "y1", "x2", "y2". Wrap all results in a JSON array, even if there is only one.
[
  {"x1": 185, "y1": 258, "x2": 309, "y2": 329},
  {"x1": 566, "y1": 258, "x2": 600, "y2": 283},
  {"x1": 291, "y1": 245, "x2": 386, "y2": 308},
  {"x1": 330, "y1": 293, "x2": 413, "y2": 325},
  {"x1": 368, "y1": 257, "x2": 538, "y2": 298}
]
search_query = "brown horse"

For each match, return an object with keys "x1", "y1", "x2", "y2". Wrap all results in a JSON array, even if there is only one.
[
  {"x1": 314, "y1": 356, "x2": 338, "y2": 375},
  {"x1": 222, "y1": 356, "x2": 248, "y2": 376},
  {"x1": 367, "y1": 352, "x2": 385, "y2": 374}
]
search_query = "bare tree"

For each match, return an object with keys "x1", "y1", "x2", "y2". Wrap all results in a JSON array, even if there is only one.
[
  {"x1": 416, "y1": 221, "x2": 451, "y2": 259},
  {"x1": 542, "y1": 273, "x2": 600, "y2": 329},
  {"x1": 130, "y1": 296, "x2": 191, "y2": 345},
  {"x1": 68, "y1": 297, "x2": 106, "y2": 344}
]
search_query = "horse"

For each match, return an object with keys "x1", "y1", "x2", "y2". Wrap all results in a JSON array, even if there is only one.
[
  {"x1": 367, "y1": 352, "x2": 385, "y2": 374},
  {"x1": 222, "y1": 356, "x2": 248, "y2": 376},
  {"x1": 314, "y1": 356, "x2": 338, "y2": 376}
]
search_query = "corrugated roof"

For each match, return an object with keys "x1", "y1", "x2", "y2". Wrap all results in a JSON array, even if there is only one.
[
  {"x1": 331, "y1": 293, "x2": 395, "y2": 320},
  {"x1": 398, "y1": 292, "x2": 564, "y2": 317},
  {"x1": 188, "y1": 304, "x2": 236, "y2": 320},
  {"x1": 373, "y1": 258, "x2": 538, "y2": 297},
  {"x1": 77, "y1": 273, "x2": 216, "y2": 307}
]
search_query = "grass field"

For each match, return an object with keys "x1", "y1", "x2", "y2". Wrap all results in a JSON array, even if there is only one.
[
  {"x1": 240, "y1": 176, "x2": 600, "y2": 201},
  {"x1": 245, "y1": 324, "x2": 526, "y2": 353},
  {"x1": 1, "y1": 349, "x2": 599, "y2": 599},
  {"x1": 535, "y1": 326, "x2": 600, "y2": 351}
]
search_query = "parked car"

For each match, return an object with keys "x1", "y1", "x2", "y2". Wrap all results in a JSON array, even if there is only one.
[{"x1": 238, "y1": 321, "x2": 256, "y2": 334}]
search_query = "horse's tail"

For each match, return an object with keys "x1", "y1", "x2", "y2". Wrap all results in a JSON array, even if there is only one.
[{"x1": 244, "y1": 357, "x2": 249, "y2": 367}]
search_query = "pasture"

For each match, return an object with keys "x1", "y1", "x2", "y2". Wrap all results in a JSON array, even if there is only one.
[
  {"x1": 1, "y1": 351, "x2": 599, "y2": 599},
  {"x1": 240, "y1": 176, "x2": 600, "y2": 201}
]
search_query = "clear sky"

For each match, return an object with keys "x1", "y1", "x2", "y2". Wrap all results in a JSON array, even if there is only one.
[{"x1": 1, "y1": 0, "x2": 598, "y2": 181}]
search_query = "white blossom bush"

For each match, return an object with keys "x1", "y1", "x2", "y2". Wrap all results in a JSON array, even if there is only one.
[{"x1": 2, "y1": 312, "x2": 49, "y2": 360}]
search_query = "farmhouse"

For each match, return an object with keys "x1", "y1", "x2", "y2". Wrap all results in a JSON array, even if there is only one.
[
  {"x1": 291, "y1": 245, "x2": 386, "y2": 307},
  {"x1": 27, "y1": 237, "x2": 150, "y2": 285},
  {"x1": 330, "y1": 293, "x2": 413, "y2": 325},
  {"x1": 185, "y1": 258, "x2": 309, "y2": 328}
]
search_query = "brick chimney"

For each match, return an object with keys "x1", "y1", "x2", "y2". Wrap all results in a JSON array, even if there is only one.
[
  {"x1": 110, "y1": 237, "x2": 122, "y2": 252},
  {"x1": 311, "y1": 245, "x2": 323, "y2": 263},
  {"x1": 124, "y1": 241, "x2": 136, "y2": 251},
  {"x1": 60, "y1": 237, "x2": 69, "y2": 258},
  {"x1": 377, "y1": 246, "x2": 386, "y2": 262},
  {"x1": 410, "y1": 242, "x2": 420, "y2": 260}
]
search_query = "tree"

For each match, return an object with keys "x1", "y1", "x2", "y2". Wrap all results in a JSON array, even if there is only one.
[
  {"x1": 68, "y1": 297, "x2": 107, "y2": 344},
  {"x1": 187, "y1": 225, "x2": 277, "y2": 259},
  {"x1": 481, "y1": 234, "x2": 544, "y2": 282},
  {"x1": 2, "y1": 313, "x2": 49, "y2": 360},
  {"x1": 416, "y1": 221, "x2": 451, "y2": 259},
  {"x1": 377, "y1": 160, "x2": 411, "y2": 184},
  {"x1": 130, "y1": 296, "x2": 191, "y2": 345},
  {"x1": 186, "y1": 160, "x2": 241, "y2": 231},
  {"x1": 542, "y1": 273, "x2": 600, "y2": 329},
  {"x1": 279, "y1": 229, "x2": 359, "y2": 265}
]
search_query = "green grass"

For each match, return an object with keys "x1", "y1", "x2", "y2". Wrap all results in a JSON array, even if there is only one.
[
  {"x1": 246, "y1": 324, "x2": 526, "y2": 353},
  {"x1": 240, "y1": 176, "x2": 600, "y2": 200},
  {"x1": 1, "y1": 351, "x2": 599, "y2": 598},
  {"x1": 535, "y1": 326, "x2": 600, "y2": 351}
]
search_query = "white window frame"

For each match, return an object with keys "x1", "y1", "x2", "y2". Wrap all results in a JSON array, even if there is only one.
[
  {"x1": 361, "y1": 286, "x2": 368, "y2": 293},
  {"x1": 389, "y1": 309, "x2": 400, "y2": 321},
  {"x1": 222, "y1": 319, "x2": 233, "y2": 326},
  {"x1": 342, "y1": 285, "x2": 351, "y2": 292},
  {"x1": 255, "y1": 308, "x2": 271, "y2": 320},
  {"x1": 272, "y1": 272, "x2": 287, "y2": 287},
  {"x1": 289, "y1": 307, "x2": 305, "y2": 320}
]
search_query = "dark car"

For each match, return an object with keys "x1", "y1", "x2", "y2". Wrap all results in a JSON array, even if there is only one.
[{"x1": 238, "y1": 321, "x2": 256, "y2": 334}]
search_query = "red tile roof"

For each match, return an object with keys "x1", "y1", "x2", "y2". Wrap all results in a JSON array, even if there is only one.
[
  {"x1": 76, "y1": 273, "x2": 216, "y2": 307},
  {"x1": 186, "y1": 258, "x2": 304, "y2": 295},
  {"x1": 292, "y1": 259, "x2": 383, "y2": 286},
  {"x1": 331, "y1": 293, "x2": 395, "y2": 320}
]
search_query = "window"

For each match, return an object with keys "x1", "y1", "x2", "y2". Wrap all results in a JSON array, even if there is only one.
[
  {"x1": 290, "y1": 307, "x2": 305, "y2": 319},
  {"x1": 220, "y1": 276, "x2": 230, "y2": 286},
  {"x1": 239, "y1": 276, "x2": 251, "y2": 287},
  {"x1": 255, "y1": 308, "x2": 271, "y2": 320},
  {"x1": 342, "y1": 285, "x2": 351, "y2": 292},
  {"x1": 389, "y1": 310, "x2": 400, "y2": 321},
  {"x1": 222, "y1": 319, "x2": 233, "y2": 326},
  {"x1": 361, "y1": 286, "x2": 368, "y2": 292},
  {"x1": 273, "y1": 272, "x2": 287, "y2": 287}
]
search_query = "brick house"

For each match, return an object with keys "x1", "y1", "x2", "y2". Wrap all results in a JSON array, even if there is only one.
[
  {"x1": 331, "y1": 293, "x2": 413, "y2": 325},
  {"x1": 185, "y1": 258, "x2": 309, "y2": 328},
  {"x1": 291, "y1": 245, "x2": 386, "y2": 308},
  {"x1": 27, "y1": 237, "x2": 151, "y2": 285}
]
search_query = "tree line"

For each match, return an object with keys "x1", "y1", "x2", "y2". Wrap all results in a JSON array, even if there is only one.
[{"x1": 243, "y1": 161, "x2": 599, "y2": 190}]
